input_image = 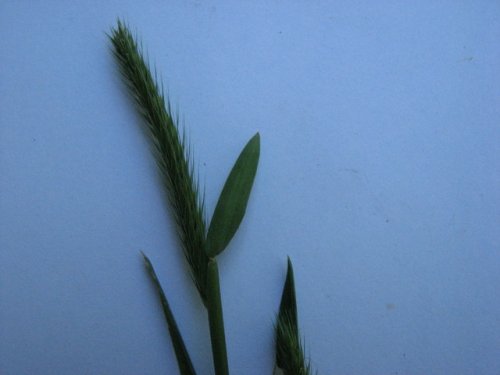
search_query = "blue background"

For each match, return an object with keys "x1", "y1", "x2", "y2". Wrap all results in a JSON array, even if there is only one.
[{"x1": 1, "y1": 1, "x2": 499, "y2": 374}]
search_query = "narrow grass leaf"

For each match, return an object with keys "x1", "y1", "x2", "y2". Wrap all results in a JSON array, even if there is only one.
[
  {"x1": 142, "y1": 253, "x2": 198, "y2": 375},
  {"x1": 206, "y1": 133, "x2": 260, "y2": 257}
]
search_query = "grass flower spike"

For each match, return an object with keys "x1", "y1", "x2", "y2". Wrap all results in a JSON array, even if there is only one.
[
  {"x1": 275, "y1": 258, "x2": 314, "y2": 375},
  {"x1": 109, "y1": 21, "x2": 210, "y2": 303}
]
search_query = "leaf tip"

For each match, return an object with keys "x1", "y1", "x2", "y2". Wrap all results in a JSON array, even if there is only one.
[
  {"x1": 140, "y1": 251, "x2": 155, "y2": 273},
  {"x1": 251, "y1": 132, "x2": 261, "y2": 150}
]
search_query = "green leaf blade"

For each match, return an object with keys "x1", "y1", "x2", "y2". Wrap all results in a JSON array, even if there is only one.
[
  {"x1": 206, "y1": 133, "x2": 260, "y2": 257},
  {"x1": 142, "y1": 253, "x2": 198, "y2": 375}
]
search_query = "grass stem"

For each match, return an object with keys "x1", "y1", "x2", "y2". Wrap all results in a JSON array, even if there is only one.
[{"x1": 207, "y1": 259, "x2": 229, "y2": 375}]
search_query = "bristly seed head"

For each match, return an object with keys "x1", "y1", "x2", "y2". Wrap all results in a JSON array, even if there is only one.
[
  {"x1": 275, "y1": 259, "x2": 315, "y2": 375},
  {"x1": 109, "y1": 20, "x2": 209, "y2": 304}
]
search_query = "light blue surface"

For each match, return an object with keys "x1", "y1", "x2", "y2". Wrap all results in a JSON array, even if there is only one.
[{"x1": 1, "y1": 2, "x2": 499, "y2": 374}]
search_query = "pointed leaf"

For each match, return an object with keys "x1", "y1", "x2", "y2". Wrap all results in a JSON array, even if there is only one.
[
  {"x1": 142, "y1": 253, "x2": 197, "y2": 375},
  {"x1": 206, "y1": 133, "x2": 260, "y2": 257}
]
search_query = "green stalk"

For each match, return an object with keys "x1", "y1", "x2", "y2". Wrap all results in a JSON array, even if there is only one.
[{"x1": 207, "y1": 259, "x2": 229, "y2": 375}]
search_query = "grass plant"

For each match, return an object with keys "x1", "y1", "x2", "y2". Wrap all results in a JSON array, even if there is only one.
[{"x1": 109, "y1": 20, "x2": 315, "y2": 375}]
